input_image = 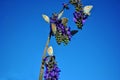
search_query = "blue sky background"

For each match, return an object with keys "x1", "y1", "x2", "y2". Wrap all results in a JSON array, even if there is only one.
[{"x1": 0, "y1": 0, "x2": 120, "y2": 80}]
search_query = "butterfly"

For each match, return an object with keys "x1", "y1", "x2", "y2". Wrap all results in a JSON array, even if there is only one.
[
  {"x1": 83, "y1": 5, "x2": 93, "y2": 15},
  {"x1": 42, "y1": 14, "x2": 50, "y2": 23},
  {"x1": 47, "y1": 46, "x2": 53, "y2": 56},
  {"x1": 73, "y1": 5, "x2": 93, "y2": 29},
  {"x1": 42, "y1": 10, "x2": 64, "y2": 35}
]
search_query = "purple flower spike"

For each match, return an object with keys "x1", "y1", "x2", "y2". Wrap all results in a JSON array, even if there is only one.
[
  {"x1": 73, "y1": 9, "x2": 89, "y2": 29},
  {"x1": 44, "y1": 56, "x2": 61, "y2": 80}
]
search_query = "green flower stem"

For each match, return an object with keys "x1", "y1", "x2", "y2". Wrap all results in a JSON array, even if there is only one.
[{"x1": 39, "y1": 36, "x2": 51, "y2": 80}]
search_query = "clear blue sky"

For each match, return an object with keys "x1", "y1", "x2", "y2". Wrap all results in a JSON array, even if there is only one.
[{"x1": 0, "y1": 0, "x2": 120, "y2": 80}]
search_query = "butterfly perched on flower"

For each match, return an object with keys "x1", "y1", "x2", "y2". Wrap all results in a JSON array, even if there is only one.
[
  {"x1": 42, "y1": 11, "x2": 78, "y2": 45},
  {"x1": 42, "y1": 14, "x2": 50, "y2": 23},
  {"x1": 83, "y1": 5, "x2": 93, "y2": 16},
  {"x1": 43, "y1": 55, "x2": 61, "y2": 80},
  {"x1": 73, "y1": 5, "x2": 93, "y2": 29},
  {"x1": 47, "y1": 46, "x2": 53, "y2": 56}
]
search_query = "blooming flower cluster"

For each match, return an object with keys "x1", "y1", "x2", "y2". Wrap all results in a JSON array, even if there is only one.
[
  {"x1": 50, "y1": 14, "x2": 72, "y2": 45},
  {"x1": 43, "y1": 56, "x2": 61, "y2": 80},
  {"x1": 70, "y1": 0, "x2": 89, "y2": 29},
  {"x1": 73, "y1": 11, "x2": 88, "y2": 29}
]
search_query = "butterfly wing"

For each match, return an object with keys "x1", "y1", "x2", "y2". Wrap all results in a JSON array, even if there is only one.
[
  {"x1": 83, "y1": 5, "x2": 93, "y2": 15},
  {"x1": 51, "y1": 23, "x2": 57, "y2": 35},
  {"x1": 42, "y1": 14, "x2": 50, "y2": 23},
  {"x1": 47, "y1": 46, "x2": 53, "y2": 56},
  {"x1": 58, "y1": 10, "x2": 64, "y2": 19}
]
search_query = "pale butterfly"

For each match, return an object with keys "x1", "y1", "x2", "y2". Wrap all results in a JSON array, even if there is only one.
[
  {"x1": 42, "y1": 14, "x2": 50, "y2": 23},
  {"x1": 58, "y1": 10, "x2": 64, "y2": 19},
  {"x1": 42, "y1": 10, "x2": 64, "y2": 23},
  {"x1": 42, "y1": 11, "x2": 64, "y2": 35},
  {"x1": 83, "y1": 5, "x2": 93, "y2": 15},
  {"x1": 47, "y1": 46, "x2": 53, "y2": 56}
]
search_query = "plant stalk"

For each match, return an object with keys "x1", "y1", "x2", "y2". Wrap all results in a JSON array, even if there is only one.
[{"x1": 39, "y1": 36, "x2": 51, "y2": 80}]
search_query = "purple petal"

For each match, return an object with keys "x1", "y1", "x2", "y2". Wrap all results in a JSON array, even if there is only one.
[
  {"x1": 73, "y1": 17, "x2": 77, "y2": 22},
  {"x1": 82, "y1": 20, "x2": 86, "y2": 24}
]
